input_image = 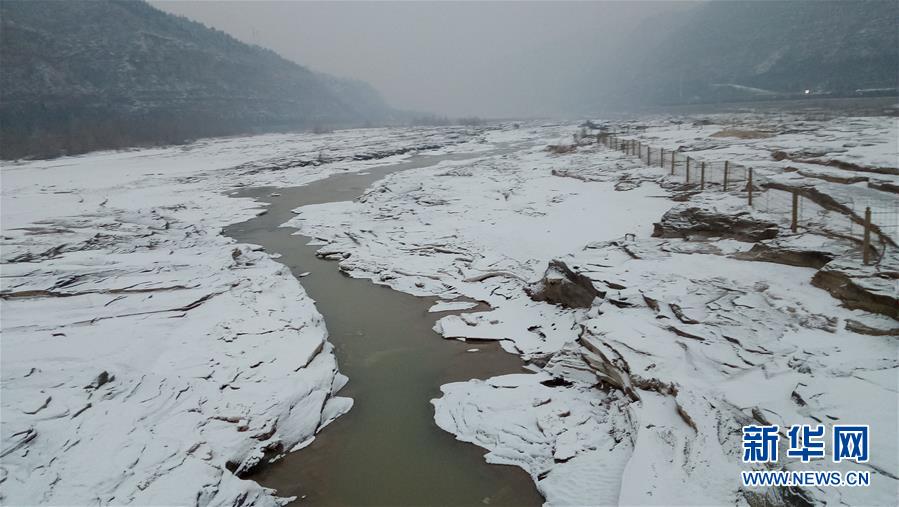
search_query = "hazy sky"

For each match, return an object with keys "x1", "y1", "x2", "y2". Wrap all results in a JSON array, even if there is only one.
[{"x1": 152, "y1": 1, "x2": 693, "y2": 118}]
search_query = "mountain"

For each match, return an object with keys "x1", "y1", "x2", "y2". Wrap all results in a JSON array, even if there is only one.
[
  {"x1": 599, "y1": 0, "x2": 899, "y2": 108},
  {"x1": 0, "y1": 0, "x2": 399, "y2": 159}
]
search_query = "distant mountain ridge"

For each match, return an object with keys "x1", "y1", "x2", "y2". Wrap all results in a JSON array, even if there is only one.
[
  {"x1": 601, "y1": 0, "x2": 899, "y2": 107},
  {"x1": 0, "y1": 0, "x2": 399, "y2": 159}
]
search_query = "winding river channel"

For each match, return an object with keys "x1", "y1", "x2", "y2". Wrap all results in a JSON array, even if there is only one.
[{"x1": 224, "y1": 149, "x2": 543, "y2": 506}]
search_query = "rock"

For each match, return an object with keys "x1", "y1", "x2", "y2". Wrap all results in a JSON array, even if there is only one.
[
  {"x1": 85, "y1": 371, "x2": 112, "y2": 390},
  {"x1": 652, "y1": 206, "x2": 779, "y2": 242},
  {"x1": 733, "y1": 239, "x2": 835, "y2": 269},
  {"x1": 525, "y1": 260, "x2": 602, "y2": 309},
  {"x1": 742, "y1": 486, "x2": 815, "y2": 507},
  {"x1": 845, "y1": 319, "x2": 899, "y2": 336},
  {"x1": 868, "y1": 178, "x2": 899, "y2": 195},
  {"x1": 614, "y1": 180, "x2": 641, "y2": 191},
  {"x1": 811, "y1": 257, "x2": 898, "y2": 319}
]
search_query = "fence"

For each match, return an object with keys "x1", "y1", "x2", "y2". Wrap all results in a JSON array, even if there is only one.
[{"x1": 598, "y1": 133, "x2": 898, "y2": 265}]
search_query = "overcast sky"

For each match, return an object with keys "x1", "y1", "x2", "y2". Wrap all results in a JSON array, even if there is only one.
[{"x1": 152, "y1": 1, "x2": 694, "y2": 118}]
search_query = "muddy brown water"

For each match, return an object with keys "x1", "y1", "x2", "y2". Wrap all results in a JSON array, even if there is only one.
[{"x1": 223, "y1": 149, "x2": 543, "y2": 506}]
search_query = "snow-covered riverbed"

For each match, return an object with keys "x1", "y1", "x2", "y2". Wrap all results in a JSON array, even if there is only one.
[
  {"x1": 285, "y1": 115, "x2": 897, "y2": 506},
  {"x1": 0, "y1": 126, "x2": 528, "y2": 505},
  {"x1": 2, "y1": 116, "x2": 897, "y2": 506}
]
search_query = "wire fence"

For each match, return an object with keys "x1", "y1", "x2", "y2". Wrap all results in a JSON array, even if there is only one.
[{"x1": 599, "y1": 132, "x2": 898, "y2": 265}]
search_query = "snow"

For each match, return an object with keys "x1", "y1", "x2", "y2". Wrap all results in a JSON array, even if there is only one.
[
  {"x1": 286, "y1": 142, "x2": 672, "y2": 298},
  {"x1": 0, "y1": 125, "x2": 503, "y2": 505},
  {"x1": 282, "y1": 115, "x2": 898, "y2": 505},
  {"x1": 3, "y1": 114, "x2": 897, "y2": 505},
  {"x1": 428, "y1": 300, "x2": 480, "y2": 312}
]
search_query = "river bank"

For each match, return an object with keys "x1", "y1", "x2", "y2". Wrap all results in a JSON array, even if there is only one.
[{"x1": 223, "y1": 149, "x2": 543, "y2": 506}]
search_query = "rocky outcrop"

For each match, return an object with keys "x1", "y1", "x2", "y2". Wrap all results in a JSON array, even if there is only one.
[
  {"x1": 652, "y1": 207, "x2": 779, "y2": 242},
  {"x1": 868, "y1": 179, "x2": 899, "y2": 195},
  {"x1": 525, "y1": 260, "x2": 603, "y2": 308},
  {"x1": 811, "y1": 258, "x2": 899, "y2": 319},
  {"x1": 845, "y1": 319, "x2": 899, "y2": 336},
  {"x1": 733, "y1": 237, "x2": 836, "y2": 269},
  {"x1": 771, "y1": 151, "x2": 899, "y2": 176}
]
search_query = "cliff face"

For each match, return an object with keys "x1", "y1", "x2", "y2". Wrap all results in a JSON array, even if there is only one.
[{"x1": 0, "y1": 0, "x2": 396, "y2": 159}]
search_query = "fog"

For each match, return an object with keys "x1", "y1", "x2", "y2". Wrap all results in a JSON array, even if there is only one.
[{"x1": 152, "y1": 1, "x2": 693, "y2": 118}]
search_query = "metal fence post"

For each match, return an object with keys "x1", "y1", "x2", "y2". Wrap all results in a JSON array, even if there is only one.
[
  {"x1": 660, "y1": 148, "x2": 665, "y2": 168},
  {"x1": 700, "y1": 162, "x2": 705, "y2": 190},
  {"x1": 748, "y1": 168, "x2": 753, "y2": 206},
  {"x1": 863, "y1": 206, "x2": 872, "y2": 265},
  {"x1": 647, "y1": 147, "x2": 652, "y2": 166},
  {"x1": 723, "y1": 161, "x2": 729, "y2": 191},
  {"x1": 686, "y1": 157, "x2": 691, "y2": 183},
  {"x1": 791, "y1": 191, "x2": 799, "y2": 232},
  {"x1": 670, "y1": 152, "x2": 675, "y2": 175}
]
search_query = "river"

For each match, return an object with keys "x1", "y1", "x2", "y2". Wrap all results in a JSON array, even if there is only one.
[{"x1": 223, "y1": 149, "x2": 544, "y2": 506}]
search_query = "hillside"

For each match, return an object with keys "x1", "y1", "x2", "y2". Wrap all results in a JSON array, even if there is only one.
[
  {"x1": 0, "y1": 0, "x2": 398, "y2": 159},
  {"x1": 607, "y1": 0, "x2": 899, "y2": 107}
]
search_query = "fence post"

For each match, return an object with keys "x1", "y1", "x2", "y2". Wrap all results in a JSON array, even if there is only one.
[
  {"x1": 686, "y1": 157, "x2": 691, "y2": 183},
  {"x1": 748, "y1": 168, "x2": 753, "y2": 206},
  {"x1": 660, "y1": 148, "x2": 665, "y2": 168},
  {"x1": 700, "y1": 162, "x2": 705, "y2": 190},
  {"x1": 670, "y1": 152, "x2": 675, "y2": 175},
  {"x1": 791, "y1": 190, "x2": 799, "y2": 232},
  {"x1": 863, "y1": 206, "x2": 872, "y2": 265},
  {"x1": 723, "y1": 161, "x2": 729, "y2": 191},
  {"x1": 647, "y1": 147, "x2": 652, "y2": 166}
]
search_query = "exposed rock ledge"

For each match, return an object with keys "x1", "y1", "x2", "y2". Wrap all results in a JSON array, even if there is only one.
[
  {"x1": 652, "y1": 206, "x2": 779, "y2": 242},
  {"x1": 525, "y1": 260, "x2": 602, "y2": 308},
  {"x1": 811, "y1": 256, "x2": 899, "y2": 319}
]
